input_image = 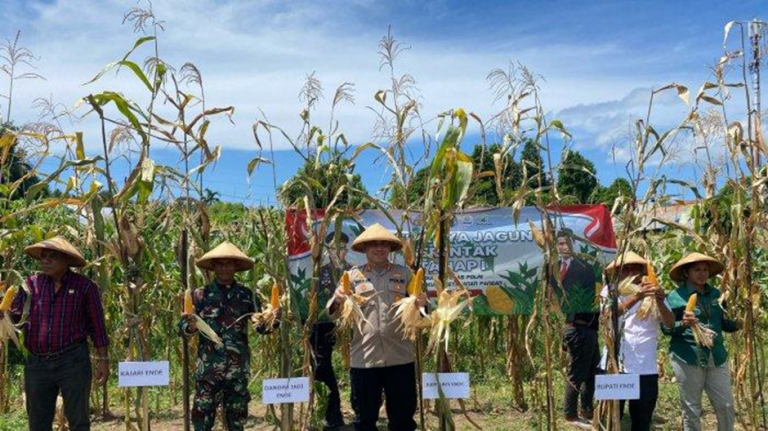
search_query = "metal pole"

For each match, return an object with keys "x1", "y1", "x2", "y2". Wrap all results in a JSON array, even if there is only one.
[{"x1": 750, "y1": 20, "x2": 763, "y2": 169}]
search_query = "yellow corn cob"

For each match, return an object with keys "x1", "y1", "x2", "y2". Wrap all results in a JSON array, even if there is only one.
[
  {"x1": 486, "y1": 285, "x2": 514, "y2": 314},
  {"x1": 646, "y1": 263, "x2": 658, "y2": 284},
  {"x1": 0, "y1": 286, "x2": 17, "y2": 312},
  {"x1": 686, "y1": 293, "x2": 698, "y2": 312},
  {"x1": 270, "y1": 284, "x2": 280, "y2": 308},
  {"x1": 408, "y1": 268, "x2": 424, "y2": 296},
  {"x1": 184, "y1": 289, "x2": 194, "y2": 314},
  {"x1": 341, "y1": 272, "x2": 352, "y2": 295}
]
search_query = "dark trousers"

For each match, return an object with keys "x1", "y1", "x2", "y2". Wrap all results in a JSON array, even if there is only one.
[
  {"x1": 310, "y1": 322, "x2": 343, "y2": 426},
  {"x1": 24, "y1": 343, "x2": 92, "y2": 431},
  {"x1": 620, "y1": 374, "x2": 659, "y2": 431},
  {"x1": 563, "y1": 325, "x2": 600, "y2": 418},
  {"x1": 350, "y1": 362, "x2": 417, "y2": 431}
]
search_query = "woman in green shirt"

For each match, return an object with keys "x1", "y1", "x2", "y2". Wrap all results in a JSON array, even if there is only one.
[{"x1": 664, "y1": 252, "x2": 741, "y2": 431}]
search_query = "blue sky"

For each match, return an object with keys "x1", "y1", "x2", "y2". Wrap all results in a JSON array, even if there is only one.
[{"x1": 3, "y1": 0, "x2": 766, "y2": 204}]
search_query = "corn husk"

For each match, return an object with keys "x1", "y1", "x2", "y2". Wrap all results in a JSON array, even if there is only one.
[
  {"x1": 426, "y1": 275, "x2": 472, "y2": 354},
  {"x1": 685, "y1": 293, "x2": 716, "y2": 348},
  {"x1": 394, "y1": 269, "x2": 430, "y2": 341},
  {"x1": 337, "y1": 272, "x2": 370, "y2": 332},
  {"x1": 192, "y1": 315, "x2": 223, "y2": 346},
  {"x1": 252, "y1": 284, "x2": 281, "y2": 329},
  {"x1": 616, "y1": 276, "x2": 658, "y2": 321},
  {"x1": 0, "y1": 315, "x2": 21, "y2": 349}
]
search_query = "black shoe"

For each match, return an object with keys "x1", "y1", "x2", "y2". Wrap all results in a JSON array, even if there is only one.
[{"x1": 323, "y1": 417, "x2": 345, "y2": 430}]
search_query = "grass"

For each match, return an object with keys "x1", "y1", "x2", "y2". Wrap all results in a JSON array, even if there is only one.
[{"x1": 0, "y1": 351, "x2": 742, "y2": 431}]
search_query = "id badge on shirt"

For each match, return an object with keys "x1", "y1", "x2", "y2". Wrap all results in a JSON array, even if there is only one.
[{"x1": 355, "y1": 282, "x2": 375, "y2": 295}]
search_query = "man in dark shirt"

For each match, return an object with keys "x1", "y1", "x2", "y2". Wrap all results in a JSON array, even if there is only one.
[
  {"x1": 4, "y1": 236, "x2": 110, "y2": 431},
  {"x1": 311, "y1": 231, "x2": 350, "y2": 429},
  {"x1": 550, "y1": 229, "x2": 600, "y2": 428}
]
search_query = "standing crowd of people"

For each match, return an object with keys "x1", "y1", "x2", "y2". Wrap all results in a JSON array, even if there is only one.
[{"x1": 1, "y1": 227, "x2": 742, "y2": 431}]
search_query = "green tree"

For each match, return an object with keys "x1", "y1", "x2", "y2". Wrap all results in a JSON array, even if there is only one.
[
  {"x1": 388, "y1": 143, "x2": 522, "y2": 208},
  {"x1": 521, "y1": 139, "x2": 550, "y2": 188},
  {"x1": 279, "y1": 155, "x2": 367, "y2": 209},
  {"x1": 202, "y1": 188, "x2": 221, "y2": 205},
  {"x1": 596, "y1": 178, "x2": 633, "y2": 205},
  {"x1": 557, "y1": 150, "x2": 598, "y2": 204},
  {"x1": 0, "y1": 122, "x2": 47, "y2": 198},
  {"x1": 470, "y1": 143, "x2": 521, "y2": 206}
]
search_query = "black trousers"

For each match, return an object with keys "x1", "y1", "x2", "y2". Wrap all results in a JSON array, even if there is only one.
[
  {"x1": 24, "y1": 343, "x2": 92, "y2": 431},
  {"x1": 350, "y1": 362, "x2": 417, "y2": 431},
  {"x1": 563, "y1": 325, "x2": 600, "y2": 418},
  {"x1": 310, "y1": 322, "x2": 344, "y2": 426},
  {"x1": 620, "y1": 374, "x2": 659, "y2": 431}
]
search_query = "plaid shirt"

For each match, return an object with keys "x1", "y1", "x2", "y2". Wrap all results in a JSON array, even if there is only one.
[{"x1": 10, "y1": 271, "x2": 109, "y2": 354}]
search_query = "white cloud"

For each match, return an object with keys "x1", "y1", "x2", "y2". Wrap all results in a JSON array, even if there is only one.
[{"x1": 2, "y1": 0, "x2": 701, "y2": 160}]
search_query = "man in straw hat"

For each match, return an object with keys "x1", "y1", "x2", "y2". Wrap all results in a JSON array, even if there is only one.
[
  {"x1": 549, "y1": 229, "x2": 600, "y2": 426},
  {"x1": 2, "y1": 236, "x2": 109, "y2": 431},
  {"x1": 663, "y1": 252, "x2": 741, "y2": 431},
  {"x1": 326, "y1": 223, "x2": 426, "y2": 431},
  {"x1": 601, "y1": 251, "x2": 674, "y2": 431},
  {"x1": 179, "y1": 241, "x2": 280, "y2": 431}
]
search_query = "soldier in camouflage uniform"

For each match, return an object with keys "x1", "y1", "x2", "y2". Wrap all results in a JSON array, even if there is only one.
[{"x1": 179, "y1": 242, "x2": 280, "y2": 431}]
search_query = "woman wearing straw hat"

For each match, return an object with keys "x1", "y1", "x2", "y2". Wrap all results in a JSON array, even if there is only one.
[
  {"x1": 2, "y1": 236, "x2": 109, "y2": 431},
  {"x1": 326, "y1": 223, "x2": 427, "y2": 431},
  {"x1": 601, "y1": 251, "x2": 674, "y2": 431},
  {"x1": 179, "y1": 241, "x2": 279, "y2": 431},
  {"x1": 664, "y1": 252, "x2": 741, "y2": 431}
]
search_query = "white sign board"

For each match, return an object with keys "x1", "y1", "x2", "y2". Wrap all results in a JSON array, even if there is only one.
[
  {"x1": 595, "y1": 374, "x2": 640, "y2": 400},
  {"x1": 422, "y1": 373, "x2": 470, "y2": 400},
  {"x1": 262, "y1": 377, "x2": 311, "y2": 405},
  {"x1": 118, "y1": 361, "x2": 170, "y2": 387}
]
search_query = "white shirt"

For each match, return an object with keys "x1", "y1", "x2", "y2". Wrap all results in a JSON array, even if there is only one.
[{"x1": 601, "y1": 285, "x2": 660, "y2": 375}]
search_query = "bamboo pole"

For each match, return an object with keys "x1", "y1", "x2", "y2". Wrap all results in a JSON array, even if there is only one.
[{"x1": 180, "y1": 228, "x2": 191, "y2": 431}]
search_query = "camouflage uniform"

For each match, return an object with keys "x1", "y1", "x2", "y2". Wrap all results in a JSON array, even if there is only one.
[{"x1": 179, "y1": 280, "x2": 271, "y2": 431}]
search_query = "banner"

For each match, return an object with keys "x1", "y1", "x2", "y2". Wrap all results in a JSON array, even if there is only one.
[{"x1": 286, "y1": 205, "x2": 616, "y2": 316}]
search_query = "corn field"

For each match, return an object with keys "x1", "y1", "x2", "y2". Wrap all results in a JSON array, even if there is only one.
[{"x1": 0, "y1": 5, "x2": 767, "y2": 431}]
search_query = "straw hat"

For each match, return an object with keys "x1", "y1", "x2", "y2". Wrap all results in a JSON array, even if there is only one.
[
  {"x1": 351, "y1": 223, "x2": 403, "y2": 253},
  {"x1": 196, "y1": 241, "x2": 254, "y2": 272},
  {"x1": 669, "y1": 252, "x2": 724, "y2": 283},
  {"x1": 24, "y1": 236, "x2": 87, "y2": 268},
  {"x1": 604, "y1": 251, "x2": 648, "y2": 276}
]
